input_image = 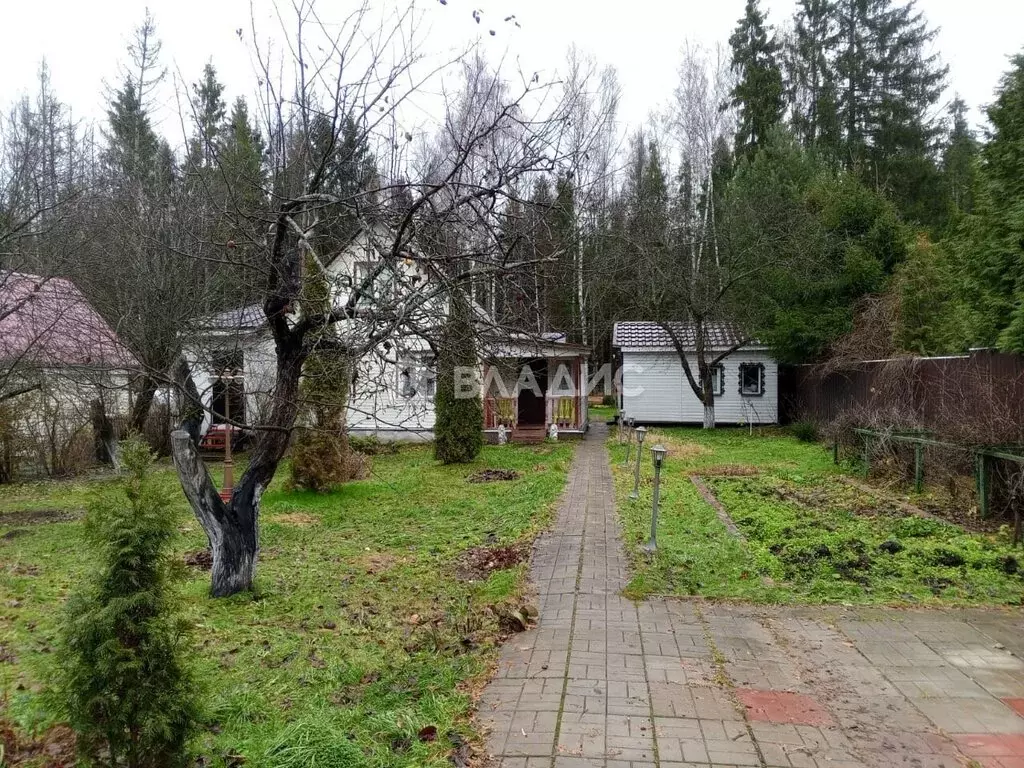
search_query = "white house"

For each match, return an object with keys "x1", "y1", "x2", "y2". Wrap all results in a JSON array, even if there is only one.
[
  {"x1": 613, "y1": 321, "x2": 778, "y2": 425},
  {"x1": 186, "y1": 227, "x2": 590, "y2": 444}
]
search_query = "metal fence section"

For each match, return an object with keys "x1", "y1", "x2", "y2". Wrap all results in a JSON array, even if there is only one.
[{"x1": 780, "y1": 349, "x2": 1024, "y2": 442}]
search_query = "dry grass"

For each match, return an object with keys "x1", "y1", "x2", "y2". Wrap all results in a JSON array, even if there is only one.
[
  {"x1": 642, "y1": 430, "x2": 709, "y2": 458},
  {"x1": 270, "y1": 512, "x2": 319, "y2": 527}
]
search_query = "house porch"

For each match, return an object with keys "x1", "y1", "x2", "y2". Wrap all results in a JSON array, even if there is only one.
[{"x1": 482, "y1": 354, "x2": 589, "y2": 444}]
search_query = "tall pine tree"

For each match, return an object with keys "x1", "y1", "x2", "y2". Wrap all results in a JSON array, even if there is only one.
[
  {"x1": 187, "y1": 62, "x2": 226, "y2": 170},
  {"x1": 941, "y1": 97, "x2": 978, "y2": 220},
  {"x1": 102, "y1": 10, "x2": 164, "y2": 189}
]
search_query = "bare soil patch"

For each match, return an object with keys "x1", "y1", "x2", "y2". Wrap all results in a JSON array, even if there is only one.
[
  {"x1": 356, "y1": 552, "x2": 401, "y2": 575},
  {"x1": 466, "y1": 469, "x2": 521, "y2": 483},
  {"x1": 456, "y1": 543, "x2": 528, "y2": 581},
  {"x1": 183, "y1": 549, "x2": 213, "y2": 570},
  {"x1": 0, "y1": 719, "x2": 76, "y2": 767},
  {"x1": 0, "y1": 509, "x2": 81, "y2": 527}
]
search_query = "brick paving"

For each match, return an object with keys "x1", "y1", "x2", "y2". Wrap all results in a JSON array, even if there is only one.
[{"x1": 475, "y1": 424, "x2": 1024, "y2": 768}]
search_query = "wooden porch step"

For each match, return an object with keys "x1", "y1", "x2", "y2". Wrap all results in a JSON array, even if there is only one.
[{"x1": 512, "y1": 426, "x2": 546, "y2": 445}]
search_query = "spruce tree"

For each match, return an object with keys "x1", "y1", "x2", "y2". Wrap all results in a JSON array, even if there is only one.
[
  {"x1": 220, "y1": 97, "x2": 267, "y2": 211},
  {"x1": 548, "y1": 174, "x2": 579, "y2": 337},
  {"x1": 102, "y1": 10, "x2": 165, "y2": 188},
  {"x1": 187, "y1": 62, "x2": 226, "y2": 170},
  {"x1": 941, "y1": 97, "x2": 979, "y2": 219},
  {"x1": 434, "y1": 291, "x2": 483, "y2": 464},
  {"x1": 834, "y1": 0, "x2": 947, "y2": 226},
  {"x1": 729, "y1": 0, "x2": 785, "y2": 162},
  {"x1": 959, "y1": 53, "x2": 1024, "y2": 351},
  {"x1": 787, "y1": 0, "x2": 842, "y2": 156},
  {"x1": 310, "y1": 114, "x2": 376, "y2": 256}
]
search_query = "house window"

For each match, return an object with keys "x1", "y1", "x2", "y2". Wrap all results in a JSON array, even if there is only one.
[
  {"x1": 739, "y1": 362, "x2": 765, "y2": 396},
  {"x1": 399, "y1": 367, "x2": 415, "y2": 397},
  {"x1": 398, "y1": 355, "x2": 436, "y2": 399},
  {"x1": 421, "y1": 357, "x2": 437, "y2": 398},
  {"x1": 354, "y1": 261, "x2": 375, "y2": 289},
  {"x1": 711, "y1": 364, "x2": 725, "y2": 396}
]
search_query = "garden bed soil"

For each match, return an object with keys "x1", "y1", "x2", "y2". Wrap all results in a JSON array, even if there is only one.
[{"x1": 0, "y1": 719, "x2": 76, "y2": 768}]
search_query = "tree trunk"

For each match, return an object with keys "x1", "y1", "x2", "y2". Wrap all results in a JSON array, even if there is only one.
[
  {"x1": 703, "y1": 402, "x2": 715, "y2": 429},
  {"x1": 171, "y1": 430, "x2": 259, "y2": 596},
  {"x1": 170, "y1": 338, "x2": 305, "y2": 597},
  {"x1": 90, "y1": 398, "x2": 120, "y2": 469},
  {"x1": 129, "y1": 374, "x2": 157, "y2": 433}
]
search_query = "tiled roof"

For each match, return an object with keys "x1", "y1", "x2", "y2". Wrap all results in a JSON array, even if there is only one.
[
  {"x1": 612, "y1": 321, "x2": 759, "y2": 351},
  {"x1": 0, "y1": 272, "x2": 136, "y2": 368},
  {"x1": 200, "y1": 303, "x2": 267, "y2": 331}
]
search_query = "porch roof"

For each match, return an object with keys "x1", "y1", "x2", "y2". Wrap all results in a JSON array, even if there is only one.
[{"x1": 481, "y1": 333, "x2": 590, "y2": 360}]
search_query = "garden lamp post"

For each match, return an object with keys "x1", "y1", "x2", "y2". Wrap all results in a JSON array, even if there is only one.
[
  {"x1": 623, "y1": 417, "x2": 636, "y2": 465},
  {"x1": 219, "y1": 370, "x2": 242, "y2": 503},
  {"x1": 641, "y1": 444, "x2": 668, "y2": 554},
  {"x1": 630, "y1": 426, "x2": 648, "y2": 500}
]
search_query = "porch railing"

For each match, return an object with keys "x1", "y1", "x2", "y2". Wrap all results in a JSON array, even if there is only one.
[
  {"x1": 552, "y1": 396, "x2": 579, "y2": 429},
  {"x1": 484, "y1": 397, "x2": 517, "y2": 429}
]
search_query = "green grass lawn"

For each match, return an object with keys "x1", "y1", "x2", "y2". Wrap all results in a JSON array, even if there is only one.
[
  {"x1": 611, "y1": 427, "x2": 1024, "y2": 605},
  {"x1": 0, "y1": 441, "x2": 573, "y2": 766},
  {"x1": 588, "y1": 404, "x2": 617, "y2": 424}
]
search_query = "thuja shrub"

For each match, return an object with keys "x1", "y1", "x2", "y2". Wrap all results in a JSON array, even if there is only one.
[
  {"x1": 290, "y1": 255, "x2": 366, "y2": 491},
  {"x1": 289, "y1": 349, "x2": 367, "y2": 491},
  {"x1": 53, "y1": 437, "x2": 198, "y2": 768},
  {"x1": 434, "y1": 292, "x2": 482, "y2": 465}
]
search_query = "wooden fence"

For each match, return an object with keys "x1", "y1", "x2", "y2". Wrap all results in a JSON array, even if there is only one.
[{"x1": 779, "y1": 350, "x2": 1024, "y2": 443}]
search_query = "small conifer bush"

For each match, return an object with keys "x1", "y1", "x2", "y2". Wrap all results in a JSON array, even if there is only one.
[
  {"x1": 434, "y1": 292, "x2": 483, "y2": 464},
  {"x1": 53, "y1": 437, "x2": 198, "y2": 768}
]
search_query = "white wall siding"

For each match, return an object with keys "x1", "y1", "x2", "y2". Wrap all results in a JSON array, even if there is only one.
[
  {"x1": 621, "y1": 353, "x2": 685, "y2": 422},
  {"x1": 621, "y1": 350, "x2": 778, "y2": 425}
]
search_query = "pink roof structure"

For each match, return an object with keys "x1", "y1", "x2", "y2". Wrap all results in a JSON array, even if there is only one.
[{"x1": 0, "y1": 272, "x2": 137, "y2": 369}]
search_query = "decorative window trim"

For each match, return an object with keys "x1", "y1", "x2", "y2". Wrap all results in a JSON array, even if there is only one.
[
  {"x1": 711, "y1": 364, "x2": 725, "y2": 397},
  {"x1": 738, "y1": 362, "x2": 766, "y2": 397}
]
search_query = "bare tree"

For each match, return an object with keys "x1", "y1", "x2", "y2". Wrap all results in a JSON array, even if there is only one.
[
  {"x1": 168, "y1": 1, "x2": 590, "y2": 596},
  {"x1": 621, "y1": 43, "x2": 814, "y2": 428}
]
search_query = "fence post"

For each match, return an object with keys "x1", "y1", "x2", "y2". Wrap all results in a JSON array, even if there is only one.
[
  {"x1": 913, "y1": 441, "x2": 924, "y2": 494},
  {"x1": 862, "y1": 433, "x2": 871, "y2": 477},
  {"x1": 975, "y1": 452, "x2": 989, "y2": 519},
  {"x1": 833, "y1": 440, "x2": 839, "y2": 465}
]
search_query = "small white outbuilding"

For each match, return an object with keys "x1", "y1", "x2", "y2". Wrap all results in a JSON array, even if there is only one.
[{"x1": 612, "y1": 321, "x2": 778, "y2": 425}]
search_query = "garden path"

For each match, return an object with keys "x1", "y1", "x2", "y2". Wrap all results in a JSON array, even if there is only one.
[{"x1": 476, "y1": 423, "x2": 1024, "y2": 768}]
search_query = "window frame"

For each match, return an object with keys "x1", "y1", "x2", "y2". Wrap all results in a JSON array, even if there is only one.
[
  {"x1": 398, "y1": 353, "x2": 437, "y2": 399},
  {"x1": 738, "y1": 362, "x2": 766, "y2": 397},
  {"x1": 711, "y1": 364, "x2": 725, "y2": 397}
]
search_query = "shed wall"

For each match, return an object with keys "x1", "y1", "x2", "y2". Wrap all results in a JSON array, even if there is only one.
[{"x1": 621, "y1": 350, "x2": 778, "y2": 425}]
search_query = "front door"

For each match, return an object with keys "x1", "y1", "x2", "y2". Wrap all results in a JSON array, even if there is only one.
[{"x1": 517, "y1": 358, "x2": 548, "y2": 426}]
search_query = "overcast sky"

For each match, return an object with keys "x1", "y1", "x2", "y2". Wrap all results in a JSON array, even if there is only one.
[{"x1": 1, "y1": 0, "x2": 1021, "y2": 144}]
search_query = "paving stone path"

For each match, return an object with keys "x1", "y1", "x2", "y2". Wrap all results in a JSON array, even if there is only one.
[{"x1": 476, "y1": 423, "x2": 1024, "y2": 768}]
